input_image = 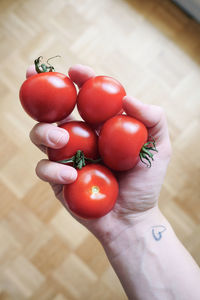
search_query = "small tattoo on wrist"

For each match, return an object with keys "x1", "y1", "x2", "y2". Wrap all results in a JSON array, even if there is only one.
[{"x1": 152, "y1": 225, "x2": 166, "y2": 241}]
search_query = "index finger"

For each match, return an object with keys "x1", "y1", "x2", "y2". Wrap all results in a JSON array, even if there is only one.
[{"x1": 68, "y1": 64, "x2": 95, "y2": 88}]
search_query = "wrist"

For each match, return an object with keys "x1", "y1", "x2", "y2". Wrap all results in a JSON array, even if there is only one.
[{"x1": 100, "y1": 206, "x2": 172, "y2": 260}]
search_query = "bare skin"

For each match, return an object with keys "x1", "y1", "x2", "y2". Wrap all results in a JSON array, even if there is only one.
[
  {"x1": 30, "y1": 64, "x2": 171, "y2": 236},
  {"x1": 29, "y1": 64, "x2": 200, "y2": 300}
]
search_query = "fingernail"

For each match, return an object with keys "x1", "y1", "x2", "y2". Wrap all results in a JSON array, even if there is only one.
[
  {"x1": 48, "y1": 129, "x2": 68, "y2": 146},
  {"x1": 60, "y1": 169, "x2": 77, "y2": 183}
]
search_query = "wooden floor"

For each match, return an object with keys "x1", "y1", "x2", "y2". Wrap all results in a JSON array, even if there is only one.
[{"x1": 0, "y1": 0, "x2": 200, "y2": 299}]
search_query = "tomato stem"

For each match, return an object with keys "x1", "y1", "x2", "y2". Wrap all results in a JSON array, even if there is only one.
[
  {"x1": 139, "y1": 136, "x2": 158, "y2": 168},
  {"x1": 34, "y1": 55, "x2": 61, "y2": 73},
  {"x1": 57, "y1": 150, "x2": 101, "y2": 169}
]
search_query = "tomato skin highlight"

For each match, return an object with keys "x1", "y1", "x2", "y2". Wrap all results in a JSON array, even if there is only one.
[
  {"x1": 77, "y1": 76, "x2": 126, "y2": 125},
  {"x1": 47, "y1": 121, "x2": 99, "y2": 162},
  {"x1": 98, "y1": 115, "x2": 148, "y2": 171},
  {"x1": 19, "y1": 72, "x2": 77, "y2": 123},
  {"x1": 63, "y1": 164, "x2": 118, "y2": 219}
]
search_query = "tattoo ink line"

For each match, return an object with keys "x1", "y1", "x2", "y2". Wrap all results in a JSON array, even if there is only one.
[{"x1": 152, "y1": 225, "x2": 166, "y2": 241}]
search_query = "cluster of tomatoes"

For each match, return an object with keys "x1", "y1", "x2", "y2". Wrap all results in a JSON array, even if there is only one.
[{"x1": 19, "y1": 57, "x2": 157, "y2": 219}]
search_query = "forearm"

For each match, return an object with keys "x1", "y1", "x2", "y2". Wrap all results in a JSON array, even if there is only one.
[{"x1": 101, "y1": 207, "x2": 200, "y2": 300}]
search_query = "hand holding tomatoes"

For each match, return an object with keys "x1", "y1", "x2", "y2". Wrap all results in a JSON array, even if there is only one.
[
  {"x1": 25, "y1": 60, "x2": 171, "y2": 224},
  {"x1": 29, "y1": 63, "x2": 171, "y2": 235}
]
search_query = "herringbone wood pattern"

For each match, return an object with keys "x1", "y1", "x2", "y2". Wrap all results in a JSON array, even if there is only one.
[{"x1": 0, "y1": 0, "x2": 200, "y2": 299}]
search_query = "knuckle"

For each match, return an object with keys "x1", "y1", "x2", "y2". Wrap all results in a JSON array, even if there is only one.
[
  {"x1": 161, "y1": 138, "x2": 172, "y2": 161},
  {"x1": 154, "y1": 105, "x2": 165, "y2": 116},
  {"x1": 153, "y1": 105, "x2": 167, "y2": 125}
]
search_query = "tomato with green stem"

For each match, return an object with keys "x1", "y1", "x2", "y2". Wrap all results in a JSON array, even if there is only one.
[
  {"x1": 63, "y1": 164, "x2": 119, "y2": 219},
  {"x1": 98, "y1": 115, "x2": 158, "y2": 171},
  {"x1": 19, "y1": 56, "x2": 77, "y2": 123},
  {"x1": 47, "y1": 121, "x2": 99, "y2": 168}
]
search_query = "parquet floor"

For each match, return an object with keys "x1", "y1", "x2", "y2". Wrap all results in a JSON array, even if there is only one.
[{"x1": 0, "y1": 0, "x2": 200, "y2": 299}]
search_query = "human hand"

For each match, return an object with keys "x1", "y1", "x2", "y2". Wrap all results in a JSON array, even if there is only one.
[{"x1": 30, "y1": 64, "x2": 171, "y2": 244}]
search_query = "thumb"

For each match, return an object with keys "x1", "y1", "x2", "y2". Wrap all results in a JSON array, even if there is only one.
[{"x1": 123, "y1": 96, "x2": 170, "y2": 144}]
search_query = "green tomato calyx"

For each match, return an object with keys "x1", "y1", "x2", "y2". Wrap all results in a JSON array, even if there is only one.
[
  {"x1": 57, "y1": 150, "x2": 101, "y2": 170},
  {"x1": 34, "y1": 55, "x2": 61, "y2": 73},
  {"x1": 139, "y1": 136, "x2": 158, "y2": 168}
]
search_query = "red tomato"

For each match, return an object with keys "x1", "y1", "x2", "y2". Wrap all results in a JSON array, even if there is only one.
[
  {"x1": 98, "y1": 115, "x2": 148, "y2": 171},
  {"x1": 63, "y1": 164, "x2": 118, "y2": 219},
  {"x1": 47, "y1": 121, "x2": 99, "y2": 162},
  {"x1": 19, "y1": 72, "x2": 77, "y2": 123},
  {"x1": 77, "y1": 76, "x2": 126, "y2": 125}
]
